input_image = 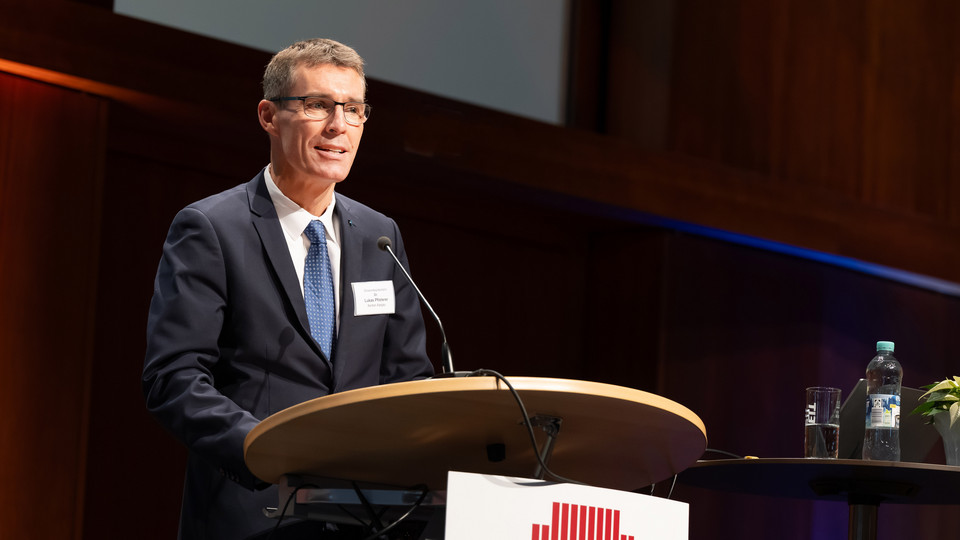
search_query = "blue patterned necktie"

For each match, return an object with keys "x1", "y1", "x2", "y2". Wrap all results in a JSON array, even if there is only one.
[{"x1": 303, "y1": 220, "x2": 336, "y2": 358}]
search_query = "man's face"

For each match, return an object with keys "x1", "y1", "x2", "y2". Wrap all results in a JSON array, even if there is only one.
[{"x1": 262, "y1": 63, "x2": 365, "y2": 188}]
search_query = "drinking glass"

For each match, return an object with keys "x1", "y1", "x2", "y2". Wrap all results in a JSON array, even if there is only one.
[{"x1": 804, "y1": 386, "x2": 841, "y2": 458}]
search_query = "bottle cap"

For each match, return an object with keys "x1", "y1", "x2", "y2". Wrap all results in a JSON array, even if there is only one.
[{"x1": 876, "y1": 340, "x2": 895, "y2": 352}]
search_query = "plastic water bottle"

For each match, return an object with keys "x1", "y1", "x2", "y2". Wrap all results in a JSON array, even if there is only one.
[{"x1": 862, "y1": 340, "x2": 902, "y2": 461}]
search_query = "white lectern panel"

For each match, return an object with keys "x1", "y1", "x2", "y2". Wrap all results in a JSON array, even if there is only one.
[{"x1": 445, "y1": 471, "x2": 688, "y2": 540}]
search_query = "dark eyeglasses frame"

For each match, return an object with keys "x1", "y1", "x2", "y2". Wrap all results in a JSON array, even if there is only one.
[{"x1": 270, "y1": 96, "x2": 371, "y2": 125}]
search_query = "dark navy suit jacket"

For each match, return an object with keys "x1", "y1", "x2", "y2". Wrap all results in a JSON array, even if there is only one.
[{"x1": 143, "y1": 171, "x2": 434, "y2": 539}]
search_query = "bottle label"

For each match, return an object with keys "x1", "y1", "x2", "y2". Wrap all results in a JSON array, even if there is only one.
[{"x1": 865, "y1": 394, "x2": 900, "y2": 428}]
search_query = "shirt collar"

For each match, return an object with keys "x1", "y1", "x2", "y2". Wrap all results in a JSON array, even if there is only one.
[{"x1": 263, "y1": 165, "x2": 339, "y2": 245}]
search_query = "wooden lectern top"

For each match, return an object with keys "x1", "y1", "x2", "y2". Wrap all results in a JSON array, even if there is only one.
[{"x1": 243, "y1": 376, "x2": 707, "y2": 491}]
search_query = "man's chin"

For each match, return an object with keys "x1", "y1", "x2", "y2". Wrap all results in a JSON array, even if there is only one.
[
  {"x1": 294, "y1": 174, "x2": 346, "y2": 189},
  {"x1": 311, "y1": 164, "x2": 352, "y2": 184}
]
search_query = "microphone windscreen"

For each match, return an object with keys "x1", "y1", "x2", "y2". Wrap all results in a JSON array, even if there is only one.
[{"x1": 377, "y1": 236, "x2": 392, "y2": 251}]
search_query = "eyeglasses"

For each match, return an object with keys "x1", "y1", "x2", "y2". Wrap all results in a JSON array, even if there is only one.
[{"x1": 271, "y1": 96, "x2": 371, "y2": 126}]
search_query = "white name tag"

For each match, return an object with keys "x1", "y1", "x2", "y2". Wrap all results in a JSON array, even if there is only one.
[{"x1": 351, "y1": 280, "x2": 396, "y2": 316}]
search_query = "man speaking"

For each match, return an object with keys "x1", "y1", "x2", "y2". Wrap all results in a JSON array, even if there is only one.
[{"x1": 142, "y1": 38, "x2": 434, "y2": 539}]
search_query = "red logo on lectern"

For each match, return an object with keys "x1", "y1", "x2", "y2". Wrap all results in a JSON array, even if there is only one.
[{"x1": 530, "y1": 501, "x2": 635, "y2": 540}]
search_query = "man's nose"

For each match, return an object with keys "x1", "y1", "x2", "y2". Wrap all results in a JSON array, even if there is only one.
[{"x1": 324, "y1": 104, "x2": 349, "y2": 133}]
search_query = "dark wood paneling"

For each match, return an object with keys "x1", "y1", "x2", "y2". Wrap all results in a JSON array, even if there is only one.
[
  {"x1": 659, "y1": 233, "x2": 958, "y2": 538},
  {"x1": 581, "y1": 229, "x2": 666, "y2": 391},
  {"x1": 566, "y1": 0, "x2": 611, "y2": 132},
  {"x1": 5, "y1": 0, "x2": 960, "y2": 284},
  {"x1": 774, "y1": 1, "x2": 866, "y2": 199},
  {"x1": 3, "y1": 3, "x2": 960, "y2": 540},
  {"x1": 604, "y1": 0, "x2": 676, "y2": 150},
  {"x1": 0, "y1": 72, "x2": 105, "y2": 539},
  {"x1": 654, "y1": 0, "x2": 960, "y2": 222},
  {"x1": 360, "y1": 77, "x2": 960, "y2": 285},
  {"x1": 81, "y1": 148, "x2": 245, "y2": 538},
  {"x1": 0, "y1": 0, "x2": 264, "y2": 113}
]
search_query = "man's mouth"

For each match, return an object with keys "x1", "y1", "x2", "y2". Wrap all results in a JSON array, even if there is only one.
[{"x1": 316, "y1": 146, "x2": 346, "y2": 154}]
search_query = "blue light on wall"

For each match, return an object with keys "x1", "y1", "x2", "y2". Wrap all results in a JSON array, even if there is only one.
[{"x1": 656, "y1": 218, "x2": 960, "y2": 298}]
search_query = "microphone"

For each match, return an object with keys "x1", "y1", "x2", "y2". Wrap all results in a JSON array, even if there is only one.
[{"x1": 378, "y1": 236, "x2": 455, "y2": 375}]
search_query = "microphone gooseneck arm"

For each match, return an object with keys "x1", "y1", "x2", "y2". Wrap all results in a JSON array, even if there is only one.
[{"x1": 377, "y1": 236, "x2": 454, "y2": 374}]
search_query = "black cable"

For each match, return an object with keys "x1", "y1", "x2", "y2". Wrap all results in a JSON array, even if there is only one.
[
  {"x1": 333, "y1": 504, "x2": 368, "y2": 532},
  {"x1": 643, "y1": 474, "x2": 679, "y2": 500},
  {"x1": 701, "y1": 448, "x2": 742, "y2": 460},
  {"x1": 469, "y1": 369, "x2": 586, "y2": 486},
  {"x1": 665, "y1": 474, "x2": 678, "y2": 499},
  {"x1": 264, "y1": 482, "x2": 320, "y2": 540},
  {"x1": 351, "y1": 481, "x2": 386, "y2": 534},
  {"x1": 356, "y1": 484, "x2": 430, "y2": 540}
]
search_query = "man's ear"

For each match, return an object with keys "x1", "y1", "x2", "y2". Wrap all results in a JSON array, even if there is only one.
[{"x1": 258, "y1": 100, "x2": 278, "y2": 135}]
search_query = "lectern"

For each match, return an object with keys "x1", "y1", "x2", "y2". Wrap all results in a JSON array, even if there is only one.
[{"x1": 243, "y1": 376, "x2": 707, "y2": 536}]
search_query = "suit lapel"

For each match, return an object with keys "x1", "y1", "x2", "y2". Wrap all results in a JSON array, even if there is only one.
[
  {"x1": 246, "y1": 174, "x2": 327, "y2": 362},
  {"x1": 332, "y1": 197, "x2": 366, "y2": 386}
]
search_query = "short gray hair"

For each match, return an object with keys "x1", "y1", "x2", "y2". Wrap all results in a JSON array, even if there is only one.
[{"x1": 262, "y1": 38, "x2": 366, "y2": 100}]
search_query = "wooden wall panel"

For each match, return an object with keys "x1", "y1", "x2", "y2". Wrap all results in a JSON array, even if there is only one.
[
  {"x1": 80, "y1": 150, "x2": 238, "y2": 539},
  {"x1": 0, "y1": 72, "x2": 105, "y2": 539},
  {"x1": 7, "y1": 0, "x2": 960, "y2": 282},
  {"x1": 581, "y1": 229, "x2": 666, "y2": 391},
  {"x1": 669, "y1": 0, "x2": 779, "y2": 172},
  {"x1": 658, "y1": 0, "x2": 960, "y2": 221},
  {"x1": 772, "y1": 1, "x2": 865, "y2": 199},
  {"x1": 573, "y1": 0, "x2": 960, "y2": 283},
  {"x1": 567, "y1": 0, "x2": 612, "y2": 133},
  {"x1": 605, "y1": 0, "x2": 676, "y2": 150},
  {"x1": 3, "y1": 2, "x2": 960, "y2": 540},
  {"x1": 859, "y1": 1, "x2": 959, "y2": 219},
  {"x1": 657, "y1": 233, "x2": 958, "y2": 538}
]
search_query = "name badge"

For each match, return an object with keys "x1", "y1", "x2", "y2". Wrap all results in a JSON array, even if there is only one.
[{"x1": 352, "y1": 280, "x2": 396, "y2": 316}]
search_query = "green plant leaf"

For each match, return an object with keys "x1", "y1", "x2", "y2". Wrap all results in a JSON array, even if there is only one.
[
  {"x1": 913, "y1": 377, "x2": 960, "y2": 423},
  {"x1": 920, "y1": 380, "x2": 958, "y2": 399},
  {"x1": 910, "y1": 400, "x2": 940, "y2": 417}
]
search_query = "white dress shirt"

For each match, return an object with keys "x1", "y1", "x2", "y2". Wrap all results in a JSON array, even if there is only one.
[{"x1": 263, "y1": 165, "x2": 342, "y2": 332}]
